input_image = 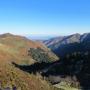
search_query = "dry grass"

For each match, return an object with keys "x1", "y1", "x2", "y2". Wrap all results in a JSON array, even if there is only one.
[{"x1": 0, "y1": 34, "x2": 59, "y2": 90}]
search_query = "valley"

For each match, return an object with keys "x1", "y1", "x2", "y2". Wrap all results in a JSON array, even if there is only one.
[{"x1": 0, "y1": 33, "x2": 90, "y2": 90}]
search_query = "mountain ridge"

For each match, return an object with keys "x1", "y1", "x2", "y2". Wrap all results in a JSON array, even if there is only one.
[
  {"x1": 43, "y1": 33, "x2": 90, "y2": 57},
  {"x1": 43, "y1": 33, "x2": 90, "y2": 47}
]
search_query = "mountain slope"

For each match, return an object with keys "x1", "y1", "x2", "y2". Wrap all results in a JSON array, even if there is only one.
[
  {"x1": 42, "y1": 33, "x2": 90, "y2": 89},
  {"x1": 43, "y1": 33, "x2": 90, "y2": 57},
  {"x1": 42, "y1": 51, "x2": 90, "y2": 89},
  {"x1": 0, "y1": 33, "x2": 58, "y2": 63},
  {"x1": 0, "y1": 33, "x2": 59, "y2": 90}
]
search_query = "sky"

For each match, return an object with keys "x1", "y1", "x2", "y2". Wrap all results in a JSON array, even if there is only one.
[{"x1": 0, "y1": 0, "x2": 90, "y2": 36}]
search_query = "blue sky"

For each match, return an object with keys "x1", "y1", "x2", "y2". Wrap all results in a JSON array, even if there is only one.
[{"x1": 0, "y1": 0, "x2": 90, "y2": 36}]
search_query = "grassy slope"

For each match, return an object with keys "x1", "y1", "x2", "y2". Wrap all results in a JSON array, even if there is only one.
[{"x1": 0, "y1": 34, "x2": 59, "y2": 90}]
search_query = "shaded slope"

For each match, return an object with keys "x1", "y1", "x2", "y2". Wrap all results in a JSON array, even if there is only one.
[{"x1": 15, "y1": 51, "x2": 90, "y2": 90}]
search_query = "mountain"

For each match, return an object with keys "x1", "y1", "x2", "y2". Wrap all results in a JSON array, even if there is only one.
[
  {"x1": 41, "y1": 33, "x2": 90, "y2": 89},
  {"x1": 1, "y1": 33, "x2": 90, "y2": 90},
  {"x1": 43, "y1": 33, "x2": 90, "y2": 57},
  {"x1": 0, "y1": 33, "x2": 59, "y2": 90},
  {"x1": 43, "y1": 33, "x2": 82, "y2": 48}
]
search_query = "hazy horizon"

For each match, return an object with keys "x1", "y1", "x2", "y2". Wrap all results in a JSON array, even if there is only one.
[{"x1": 0, "y1": 32, "x2": 90, "y2": 40}]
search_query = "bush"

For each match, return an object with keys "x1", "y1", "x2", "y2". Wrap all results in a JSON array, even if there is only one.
[{"x1": 28, "y1": 48, "x2": 51, "y2": 63}]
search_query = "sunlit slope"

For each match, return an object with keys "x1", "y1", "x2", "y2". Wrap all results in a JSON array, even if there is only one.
[
  {"x1": 0, "y1": 33, "x2": 59, "y2": 90},
  {"x1": 0, "y1": 33, "x2": 58, "y2": 64}
]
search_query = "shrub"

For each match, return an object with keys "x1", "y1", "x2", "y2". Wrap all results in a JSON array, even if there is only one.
[{"x1": 28, "y1": 48, "x2": 52, "y2": 63}]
